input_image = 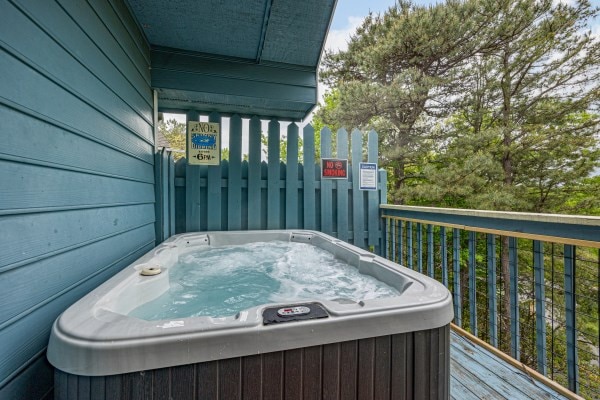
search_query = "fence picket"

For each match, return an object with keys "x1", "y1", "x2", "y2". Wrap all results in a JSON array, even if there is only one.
[
  {"x1": 206, "y1": 112, "x2": 222, "y2": 230},
  {"x1": 285, "y1": 123, "x2": 299, "y2": 228},
  {"x1": 351, "y1": 129, "x2": 364, "y2": 248},
  {"x1": 248, "y1": 117, "x2": 262, "y2": 230},
  {"x1": 228, "y1": 115, "x2": 242, "y2": 230},
  {"x1": 320, "y1": 127, "x2": 333, "y2": 236},
  {"x1": 303, "y1": 124, "x2": 316, "y2": 230},
  {"x1": 267, "y1": 119, "x2": 280, "y2": 229},
  {"x1": 185, "y1": 111, "x2": 200, "y2": 232},
  {"x1": 336, "y1": 129, "x2": 349, "y2": 242}
]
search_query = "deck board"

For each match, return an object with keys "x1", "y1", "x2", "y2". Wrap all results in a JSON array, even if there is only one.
[{"x1": 450, "y1": 332, "x2": 569, "y2": 400}]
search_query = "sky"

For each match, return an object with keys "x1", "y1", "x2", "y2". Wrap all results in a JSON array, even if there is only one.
[{"x1": 326, "y1": 0, "x2": 439, "y2": 52}]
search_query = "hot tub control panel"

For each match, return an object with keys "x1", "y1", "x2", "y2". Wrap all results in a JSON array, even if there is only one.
[
  {"x1": 277, "y1": 306, "x2": 311, "y2": 317},
  {"x1": 263, "y1": 303, "x2": 328, "y2": 325}
]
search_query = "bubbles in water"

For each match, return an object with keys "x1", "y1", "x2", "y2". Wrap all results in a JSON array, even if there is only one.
[{"x1": 129, "y1": 241, "x2": 399, "y2": 320}]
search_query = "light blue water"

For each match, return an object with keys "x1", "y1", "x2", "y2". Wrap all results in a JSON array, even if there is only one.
[{"x1": 128, "y1": 241, "x2": 400, "y2": 320}]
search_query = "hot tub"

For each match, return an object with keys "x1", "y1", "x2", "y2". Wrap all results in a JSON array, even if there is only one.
[{"x1": 48, "y1": 230, "x2": 453, "y2": 400}]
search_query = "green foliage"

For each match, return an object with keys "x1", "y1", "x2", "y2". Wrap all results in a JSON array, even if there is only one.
[
  {"x1": 158, "y1": 118, "x2": 186, "y2": 160},
  {"x1": 260, "y1": 131, "x2": 303, "y2": 163},
  {"x1": 318, "y1": 0, "x2": 600, "y2": 214}
]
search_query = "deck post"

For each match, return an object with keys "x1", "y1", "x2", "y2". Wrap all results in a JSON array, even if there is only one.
[
  {"x1": 564, "y1": 244, "x2": 579, "y2": 393},
  {"x1": 378, "y1": 169, "x2": 387, "y2": 257},
  {"x1": 533, "y1": 240, "x2": 547, "y2": 375},
  {"x1": 367, "y1": 131, "x2": 380, "y2": 253}
]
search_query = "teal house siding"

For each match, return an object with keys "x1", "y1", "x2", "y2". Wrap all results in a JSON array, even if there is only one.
[{"x1": 0, "y1": 0, "x2": 155, "y2": 398}]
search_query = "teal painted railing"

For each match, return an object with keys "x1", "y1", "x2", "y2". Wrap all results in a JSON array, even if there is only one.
[
  {"x1": 163, "y1": 112, "x2": 387, "y2": 251},
  {"x1": 381, "y1": 205, "x2": 600, "y2": 398}
]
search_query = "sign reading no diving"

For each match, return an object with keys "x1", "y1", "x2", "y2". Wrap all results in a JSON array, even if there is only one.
[{"x1": 187, "y1": 121, "x2": 220, "y2": 166}]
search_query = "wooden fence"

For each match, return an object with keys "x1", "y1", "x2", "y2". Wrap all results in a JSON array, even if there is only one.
[{"x1": 159, "y1": 112, "x2": 387, "y2": 252}]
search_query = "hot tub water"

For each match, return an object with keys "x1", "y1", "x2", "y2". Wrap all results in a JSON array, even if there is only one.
[{"x1": 129, "y1": 240, "x2": 400, "y2": 320}]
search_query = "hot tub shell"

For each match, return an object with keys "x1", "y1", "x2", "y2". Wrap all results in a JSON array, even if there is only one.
[{"x1": 49, "y1": 230, "x2": 453, "y2": 399}]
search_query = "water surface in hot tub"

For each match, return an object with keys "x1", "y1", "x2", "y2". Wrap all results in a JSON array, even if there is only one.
[{"x1": 128, "y1": 240, "x2": 400, "y2": 320}]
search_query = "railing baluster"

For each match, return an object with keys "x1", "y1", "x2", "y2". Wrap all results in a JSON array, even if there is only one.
[
  {"x1": 441, "y1": 227, "x2": 448, "y2": 287},
  {"x1": 453, "y1": 228, "x2": 461, "y2": 327},
  {"x1": 533, "y1": 240, "x2": 547, "y2": 375},
  {"x1": 509, "y1": 237, "x2": 520, "y2": 361},
  {"x1": 564, "y1": 244, "x2": 578, "y2": 393},
  {"x1": 386, "y1": 218, "x2": 392, "y2": 261},
  {"x1": 398, "y1": 220, "x2": 403, "y2": 265},
  {"x1": 487, "y1": 234, "x2": 497, "y2": 347},
  {"x1": 469, "y1": 231, "x2": 477, "y2": 336},
  {"x1": 389, "y1": 218, "x2": 394, "y2": 261},
  {"x1": 407, "y1": 222, "x2": 413, "y2": 270},
  {"x1": 427, "y1": 224, "x2": 434, "y2": 278},
  {"x1": 417, "y1": 223, "x2": 423, "y2": 274}
]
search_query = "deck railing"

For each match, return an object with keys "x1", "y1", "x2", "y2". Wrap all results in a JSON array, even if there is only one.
[{"x1": 381, "y1": 205, "x2": 599, "y2": 399}]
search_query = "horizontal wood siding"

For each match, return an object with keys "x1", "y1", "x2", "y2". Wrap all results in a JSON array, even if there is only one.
[
  {"x1": 55, "y1": 326, "x2": 450, "y2": 400},
  {"x1": 0, "y1": 0, "x2": 154, "y2": 398}
]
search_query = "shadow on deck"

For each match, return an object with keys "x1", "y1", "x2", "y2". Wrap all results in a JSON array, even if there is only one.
[{"x1": 451, "y1": 330, "x2": 570, "y2": 400}]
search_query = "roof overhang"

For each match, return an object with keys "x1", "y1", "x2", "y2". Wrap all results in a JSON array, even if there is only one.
[{"x1": 126, "y1": 0, "x2": 337, "y2": 120}]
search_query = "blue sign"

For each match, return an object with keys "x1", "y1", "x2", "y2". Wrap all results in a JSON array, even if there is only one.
[{"x1": 191, "y1": 134, "x2": 216, "y2": 148}]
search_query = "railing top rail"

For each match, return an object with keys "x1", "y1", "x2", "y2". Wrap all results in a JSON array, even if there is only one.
[
  {"x1": 381, "y1": 204, "x2": 600, "y2": 227},
  {"x1": 381, "y1": 205, "x2": 600, "y2": 247}
]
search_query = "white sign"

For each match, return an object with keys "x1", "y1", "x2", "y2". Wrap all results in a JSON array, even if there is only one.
[
  {"x1": 187, "y1": 121, "x2": 220, "y2": 165},
  {"x1": 359, "y1": 163, "x2": 378, "y2": 191}
]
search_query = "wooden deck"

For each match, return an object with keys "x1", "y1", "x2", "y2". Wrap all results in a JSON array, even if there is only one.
[{"x1": 451, "y1": 331, "x2": 569, "y2": 400}]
